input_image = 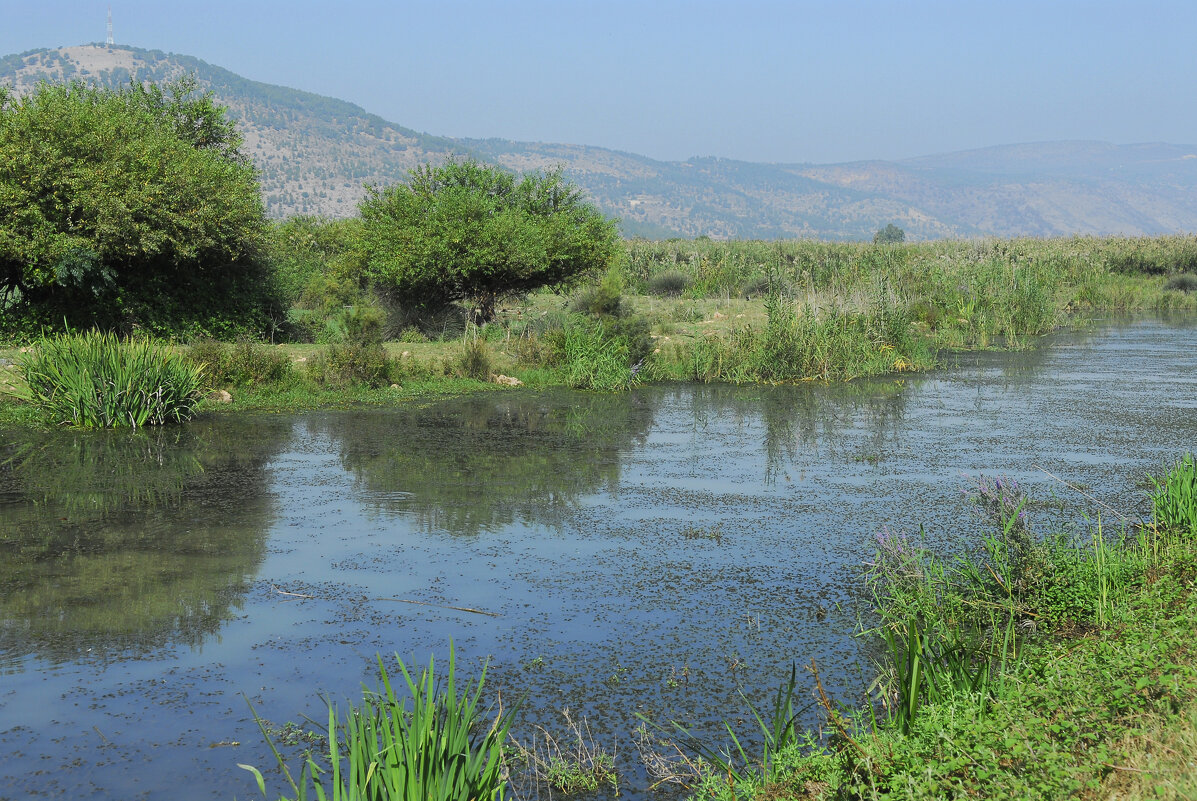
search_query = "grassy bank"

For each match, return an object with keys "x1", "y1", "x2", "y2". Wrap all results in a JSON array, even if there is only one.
[
  {"x1": 3, "y1": 236, "x2": 1197, "y2": 429},
  {"x1": 666, "y1": 460, "x2": 1197, "y2": 801}
]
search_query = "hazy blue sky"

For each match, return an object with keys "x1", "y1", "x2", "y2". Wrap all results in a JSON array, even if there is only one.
[{"x1": 2, "y1": 1, "x2": 1194, "y2": 164}]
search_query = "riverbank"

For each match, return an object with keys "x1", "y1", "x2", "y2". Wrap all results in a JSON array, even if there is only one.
[
  {"x1": 676, "y1": 474, "x2": 1197, "y2": 799},
  {"x1": 4, "y1": 236, "x2": 1197, "y2": 429}
]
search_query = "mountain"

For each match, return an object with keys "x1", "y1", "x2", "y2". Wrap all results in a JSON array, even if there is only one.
[
  {"x1": 0, "y1": 44, "x2": 472, "y2": 218},
  {"x1": 4, "y1": 44, "x2": 1197, "y2": 240}
]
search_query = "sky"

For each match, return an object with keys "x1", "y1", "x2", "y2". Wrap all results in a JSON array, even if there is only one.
[{"x1": 2, "y1": 0, "x2": 1195, "y2": 165}]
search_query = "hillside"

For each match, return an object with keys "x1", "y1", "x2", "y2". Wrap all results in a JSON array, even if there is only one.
[
  {"x1": 0, "y1": 44, "x2": 472, "y2": 217},
  {"x1": 4, "y1": 44, "x2": 1197, "y2": 240}
]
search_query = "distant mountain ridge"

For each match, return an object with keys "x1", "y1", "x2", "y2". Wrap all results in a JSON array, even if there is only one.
[{"x1": 4, "y1": 44, "x2": 1197, "y2": 240}]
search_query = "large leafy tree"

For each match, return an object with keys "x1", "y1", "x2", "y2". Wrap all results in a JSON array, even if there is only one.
[
  {"x1": 360, "y1": 159, "x2": 618, "y2": 323},
  {"x1": 0, "y1": 78, "x2": 273, "y2": 336}
]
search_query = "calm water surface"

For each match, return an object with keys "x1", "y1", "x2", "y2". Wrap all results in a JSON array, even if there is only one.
[{"x1": 1, "y1": 317, "x2": 1195, "y2": 800}]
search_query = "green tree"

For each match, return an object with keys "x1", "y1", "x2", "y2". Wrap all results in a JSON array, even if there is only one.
[
  {"x1": 360, "y1": 159, "x2": 618, "y2": 323},
  {"x1": 0, "y1": 78, "x2": 273, "y2": 337},
  {"x1": 873, "y1": 223, "x2": 906, "y2": 244}
]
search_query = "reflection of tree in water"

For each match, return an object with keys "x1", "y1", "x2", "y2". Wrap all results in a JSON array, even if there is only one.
[
  {"x1": 0, "y1": 418, "x2": 290, "y2": 665},
  {"x1": 313, "y1": 391, "x2": 655, "y2": 536},
  {"x1": 676, "y1": 381, "x2": 910, "y2": 484}
]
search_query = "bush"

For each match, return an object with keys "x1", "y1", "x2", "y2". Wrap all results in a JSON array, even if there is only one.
[
  {"x1": 14, "y1": 330, "x2": 204, "y2": 428},
  {"x1": 1165, "y1": 273, "x2": 1197, "y2": 293},
  {"x1": 453, "y1": 335, "x2": 493, "y2": 381},
  {"x1": 647, "y1": 270, "x2": 692, "y2": 297},
  {"x1": 186, "y1": 339, "x2": 295, "y2": 388},
  {"x1": 307, "y1": 342, "x2": 398, "y2": 389},
  {"x1": 397, "y1": 326, "x2": 430, "y2": 343},
  {"x1": 741, "y1": 273, "x2": 774, "y2": 299},
  {"x1": 0, "y1": 79, "x2": 273, "y2": 337},
  {"x1": 571, "y1": 283, "x2": 623, "y2": 317}
]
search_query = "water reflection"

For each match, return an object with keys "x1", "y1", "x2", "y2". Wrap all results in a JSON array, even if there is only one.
[
  {"x1": 0, "y1": 419, "x2": 289, "y2": 665},
  {"x1": 312, "y1": 391, "x2": 655, "y2": 535}
]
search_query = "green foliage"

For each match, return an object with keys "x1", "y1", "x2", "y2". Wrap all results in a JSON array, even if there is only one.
[
  {"x1": 453, "y1": 333, "x2": 493, "y2": 381},
  {"x1": 688, "y1": 467, "x2": 1197, "y2": 801},
  {"x1": 647, "y1": 269, "x2": 692, "y2": 297},
  {"x1": 266, "y1": 216, "x2": 372, "y2": 342},
  {"x1": 185, "y1": 339, "x2": 296, "y2": 388},
  {"x1": 361, "y1": 159, "x2": 618, "y2": 323},
  {"x1": 307, "y1": 342, "x2": 398, "y2": 389},
  {"x1": 873, "y1": 223, "x2": 906, "y2": 244},
  {"x1": 12, "y1": 329, "x2": 204, "y2": 427},
  {"x1": 545, "y1": 318, "x2": 646, "y2": 391},
  {"x1": 244, "y1": 646, "x2": 515, "y2": 801},
  {"x1": 0, "y1": 78, "x2": 274, "y2": 337},
  {"x1": 1150, "y1": 453, "x2": 1197, "y2": 536}
]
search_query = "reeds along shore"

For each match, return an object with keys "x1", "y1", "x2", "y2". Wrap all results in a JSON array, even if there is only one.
[{"x1": 4, "y1": 235, "x2": 1197, "y2": 429}]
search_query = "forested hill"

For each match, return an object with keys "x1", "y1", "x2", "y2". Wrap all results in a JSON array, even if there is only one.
[
  {"x1": 5, "y1": 44, "x2": 1197, "y2": 240},
  {"x1": 0, "y1": 44, "x2": 471, "y2": 218}
]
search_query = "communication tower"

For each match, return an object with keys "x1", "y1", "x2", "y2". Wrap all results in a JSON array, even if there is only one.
[{"x1": 106, "y1": 7, "x2": 114, "y2": 47}]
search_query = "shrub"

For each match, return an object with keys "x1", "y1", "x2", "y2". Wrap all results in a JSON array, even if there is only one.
[
  {"x1": 647, "y1": 270, "x2": 692, "y2": 297},
  {"x1": 14, "y1": 330, "x2": 204, "y2": 428},
  {"x1": 397, "y1": 326, "x2": 430, "y2": 343},
  {"x1": 307, "y1": 342, "x2": 397, "y2": 388},
  {"x1": 185, "y1": 339, "x2": 295, "y2": 388},
  {"x1": 741, "y1": 273, "x2": 776, "y2": 299},
  {"x1": 0, "y1": 79, "x2": 274, "y2": 337},
  {"x1": 570, "y1": 283, "x2": 623, "y2": 317},
  {"x1": 453, "y1": 335, "x2": 493, "y2": 381},
  {"x1": 1165, "y1": 273, "x2": 1197, "y2": 293}
]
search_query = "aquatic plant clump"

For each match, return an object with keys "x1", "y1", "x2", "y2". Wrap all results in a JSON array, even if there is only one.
[
  {"x1": 13, "y1": 330, "x2": 205, "y2": 428},
  {"x1": 1150, "y1": 453, "x2": 1197, "y2": 536},
  {"x1": 245, "y1": 647, "x2": 515, "y2": 801}
]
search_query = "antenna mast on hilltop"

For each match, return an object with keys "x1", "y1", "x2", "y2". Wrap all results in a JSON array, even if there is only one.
[{"x1": 106, "y1": 7, "x2": 114, "y2": 47}]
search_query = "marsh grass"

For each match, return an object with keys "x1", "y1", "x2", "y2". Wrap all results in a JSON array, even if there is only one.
[
  {"x1": 664, "y1": 291, "x2": 930, "y2": 383},
  {"x1": 546, "y1": 319, "x2": 643, "y2": 391},
  {"x1": 676, "y1": 461, "x2": 1197, "y2": 800},
  {"x1": 13, "y1": 330, "x2": 204, "y2": 428},
  {"x1": 1149, "y1": 453, "x2": 1197, "y2": 536},
  {"x1": 508, "y1": 709, "x2": 619, "y2": 796},
  {"x1": 243, "y1": 647, "x2": 514, "y2": 801}
]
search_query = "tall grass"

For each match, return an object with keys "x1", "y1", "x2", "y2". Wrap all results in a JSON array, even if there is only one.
[
  {"x1": 14, "y1": 330, "x2": 204, "y2": 428},
  {"x1": 669, "y1": 291, "x2": 930, "y2": 383},
  {"x1": 546, "y1": 320, "x2": 644, "y2": 391},
  {"x1": 1150, "y1": 453, "x2": 1197, "y2": 536},
  {"x1": 244, "y1": 647, "x2": 514, "y2": 801}
]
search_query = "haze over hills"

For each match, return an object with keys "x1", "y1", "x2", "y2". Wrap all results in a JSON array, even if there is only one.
[{"x1": 4, "y1": 44, "x2": 1197, "y2": 241}]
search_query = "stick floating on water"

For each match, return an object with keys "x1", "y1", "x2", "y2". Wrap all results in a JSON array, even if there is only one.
[
  {"x1": 270, "y1": 585, "x2": 500, "y2": 617},
  {"x1": 376, "y1": 597, "x2": 502, "y2": 617}
]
